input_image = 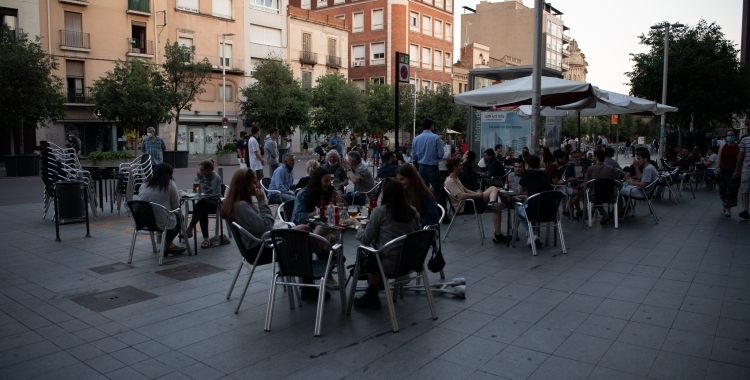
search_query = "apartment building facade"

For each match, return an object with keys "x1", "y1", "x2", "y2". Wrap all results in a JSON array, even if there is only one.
[
  {"x1": 287, "y1": 5, "x2": 349, "y2": 89},
  {"x1": 289, "y1": 0, "x2": 453, "y2": 92},
  {"x1": 245, "y1": 0, "x2": 287, "y2": 84},
  {"x1": 461, "y1": 0, "x2": 570, "y2": 77},
  {"x1": 168, "y1": 0, "x2": 245, "y2": 154}
]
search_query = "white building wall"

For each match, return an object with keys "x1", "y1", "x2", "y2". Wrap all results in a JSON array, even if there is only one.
[{"x1": 244, "y1": 0, "x2": 288, "y2": 84}]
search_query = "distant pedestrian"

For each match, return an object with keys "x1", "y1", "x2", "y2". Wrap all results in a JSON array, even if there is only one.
[
  {"x1": 140, "y1": 127, "x2": 166, "y2": 164},
  {"x1": 302, "y1": 138, "x2": 309, "y2": 154},
  {"x1": 264, "y1": 128, "x2": 280, "y2": 178},
  {"x1": 328, "y1": 129, "x2": 343, "y2": 156},
  {"x1": 247, "y1": 126, "x2": 265, "y2": 180}
]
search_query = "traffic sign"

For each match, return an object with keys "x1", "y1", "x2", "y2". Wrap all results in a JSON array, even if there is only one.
[
  {"x1": 222, "y1": 117, "x2": 229, "y2": 127},
  {"x1": 398, "y1": 63, "x2": 409, "y2": 83}
]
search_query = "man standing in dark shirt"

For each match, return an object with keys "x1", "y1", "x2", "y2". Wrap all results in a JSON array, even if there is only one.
[{"x1": 517, "y1": 155, "x2": 553, "y2": 248}]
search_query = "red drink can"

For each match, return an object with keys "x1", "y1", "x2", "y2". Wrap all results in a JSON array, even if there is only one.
[
  {"x1": 333, "y1": 206, "x2": 340, "y2": 225},
  {"x1": 369, "y1": 197, "x2": 377, "y2": 209}
]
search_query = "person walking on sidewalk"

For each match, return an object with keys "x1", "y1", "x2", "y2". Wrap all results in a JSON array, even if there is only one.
[
  {"x1": 716, "y1": 130, "x2": 742, "y2": 217},
  {"x1": 735, "y1": 133, "x2": 750, "y2": 219},
  {"x1": 247, "y1": 126, "x2": 265, "y2": 180},
  {"x1": 264, "y1": 128, "x2": 280, "y2": 178},
  {"x1": 411, "y1": 118, "x2": 447, "y2": 223},
  {"x1": 140, "y1": 127, "x2": 166, "y2": 164}
]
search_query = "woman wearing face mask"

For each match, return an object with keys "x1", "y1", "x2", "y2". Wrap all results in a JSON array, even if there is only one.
[{"x1": 716, "y1": 131, "x2": 742, "y2": 217}]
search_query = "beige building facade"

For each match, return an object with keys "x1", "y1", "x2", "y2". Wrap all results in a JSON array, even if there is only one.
[
  {"x1": 564, "y1": 39, "x2": 588, "y2": 83},
  {"x1": 461, "y1": 0, "x2": 570, "y2": 77},
  {"x1": 36, "y1": 0, "x2": 245, "y2": 155},
  {"x1": 287, "y1": 5, "x2": 349, "y2": 89}
]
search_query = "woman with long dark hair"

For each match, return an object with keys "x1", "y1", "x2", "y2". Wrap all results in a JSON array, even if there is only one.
[
  {"x1": 138, "y1": 163, "x2": 186, "y2": 254},
  {"x1": 186, "y1": 160, "x2": 222, "y2": 248},
  {"x1": 349, "y1": 180, "x2": 421, "y2": 309},
  {"x1": 395, "y1": 165, "x2": 439, "y2": 226},
  {"x1": 291, "y1": 167, "x2": 339, "y2": 226}
]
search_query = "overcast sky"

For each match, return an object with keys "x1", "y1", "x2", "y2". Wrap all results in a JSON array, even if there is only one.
[{"x1": 452, "y1": 0, "x2": 744, "y2": 97}]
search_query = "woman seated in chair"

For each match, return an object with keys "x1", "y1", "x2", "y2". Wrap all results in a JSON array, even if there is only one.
[
  {"x1": 293, "y1": 160, "x2": 320, "y2": 190},
  {"x1": 349, "y1": 180, "x2": 421, "y2": 309},
  {"x1": 444, "y1": 157, "x2": 507, "y2": 244},
  {"x1": 459, "y1": 151, "x2": 481, "y2": 191},
  {"x1": 395, "y1": 164, "x2": 439, "y2": 227},
  {"x1": 186, "y1": 160, "x2": 222, "y2": 248},
  {"x1": 137, "y1": 163, "x2": 186, "y2": 254},
  {"x1": 223, "y1": 169, "x2": 334, "y2": 299},
  {"x1": 322, "y1": 150, "x2": 348, "y2": 190},
  {"x1": 291, "y1": 167, "x2": 344, "y2": 292}
]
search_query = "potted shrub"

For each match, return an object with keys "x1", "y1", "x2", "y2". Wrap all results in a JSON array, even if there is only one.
[
  {"x1": 215, "y1": 142, "x2": 237, "y2": 166},
  {"x1": 83, "y1": 151, "x2": 135, "y2": 168}
]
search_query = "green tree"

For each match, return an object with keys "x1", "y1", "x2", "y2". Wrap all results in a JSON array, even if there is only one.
[
  {"x1": 240, "y1": 55, "x2": 310, "y2": 136},
  {"x1": 90, "y1": 59, "x2": 171, "y2": 133},
  {"x1": 416, "y1": 84, "x2": 462, "y2": 133},
  {"x1": 162, "y1": 41, "x2": 212, "y2": 149},
  {"x1": 310, "y1": 73, "x2": 366, "y2": 135},
  {"x1": 0, "y1": 26, "x2": 65, "y2": 154},
  {"x1": 365, "y1": 81, "x2": 393, "y2": 135},
  {"x1": 626, "y1": 19, "x2": 750, "y2": 133}
]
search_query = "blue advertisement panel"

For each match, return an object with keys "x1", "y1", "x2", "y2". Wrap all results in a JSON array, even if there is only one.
[{"x1": 479, "y1": 111, "x2": 562, "y2": 156}]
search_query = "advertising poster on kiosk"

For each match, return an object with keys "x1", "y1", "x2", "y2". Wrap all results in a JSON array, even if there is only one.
[{"x1": 480, "y1": 111, "x2": 562, "y2": 156}]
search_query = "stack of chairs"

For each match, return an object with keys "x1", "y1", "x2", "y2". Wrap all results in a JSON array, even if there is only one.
[
  {"x1": 115, "y1": 155, "x2": 152, "y2": 215},
  {"x1": 39, "y1": 141, "x2": 98, "y2": 219}
]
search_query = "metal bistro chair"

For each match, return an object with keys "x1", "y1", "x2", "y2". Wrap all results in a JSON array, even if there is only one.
[
  {"x1": 481, "y1": 168, "x2": 511, "y2": 191},
  {"x1": 264, "y1": 229, "x2": 342, "y2": 337},
  {"x1": 126, "y1": 200, "x2": 191, "y2": 266},
  {"x1": 622, "y1": 179, "x2": 660, "y2": 224},
  {"x1": 354, "y1": 180, "x2": 383, "y2": 205},
  {"x1": 226, "y1": 222, "x2": 278, "y2": 314},
  {"x1": 677, "y1": 166, "x2": 696, "y2": 200},
  {"x1": 512, "y1": 190, "x2": 567, "y2": 256},
  {"x1": 584, "y1": 178, "x2": 621, "y2": 229},
  {"x1": 656, "y1": 168, "x2": 681, "y2": 204},
  {"x1": 421, "y1": 204, "x2": 446, "y2": 280},
  {"x1": 261, "y1": 177, "x2": 282, "y2": 205},
  {"x1": 346, "y1": 229, "x2": 438, "y2": 332},
  {"x1": 276, "y1": 199, "x2": 296, "y2": 228},
  {"x1": 443, "y1": 186, "x2": 485, "y2": 244}
]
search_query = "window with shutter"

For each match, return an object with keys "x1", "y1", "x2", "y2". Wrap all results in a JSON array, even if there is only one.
[
  {"x1": 422, "y1": 15, "x2": 431, "y2": 34},
  {"x1": 410, "y1": 12, "x2": 419, "y2": 31},
  {"x1": 177, "y1": 0, "x2": 199, "y2": 11},
  {"x1": 445, "y1": 23, "x2": 452, "y2": 41},
  {"x1": 422, "y1": 47, "x2": 431, "y2": 66},
  {"x1": 353, "y1": 12, "x2": 364, "y2": 33},
  {"x1": 410, "y1": 44, "x2": 419, "y2": 65},
  {"x1": 302, "y1": 33, "x2": 311, "y2": 52},
  {"x1": 212, "y1": 0, "x2": 232, "y2": 18},
  {"x1": 434, "y1": 20, "x2": 442, "y2": 39},
  {"x1": 371, "y1": 42, "x2": 384, "y2": 65},
  {"x1": 302, "y1": 72, "x2": 312, "y2": 89},
  {"x1": 372, "y1": 9, "x2": 383, "y2": 30},
  {"x1": 434, "y1": 50, "x2": 442, "y2": 68},
  {"x1": 328, "y1": 38, "x2": 336, "y2": 57}
]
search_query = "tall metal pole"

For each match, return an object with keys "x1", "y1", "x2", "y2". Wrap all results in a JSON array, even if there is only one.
[
  {"x1": 413, "y1": 70, "x2": 418, "y2": 142},
  {"x1": 530, "y1": 0, "x2": 544, "y2": 155},
  {"x1": 395, "y1": 52, "x2": 400, "y2": 152},
  {"x1": 658, "y1": 24, "x2": 670, "y2": 164},
  {"x1": 221, "y1": 34, "x2": 227, "y2": 145},
  {"x1": 577, "y1": 111, "x2": 581, "y2": 152}
]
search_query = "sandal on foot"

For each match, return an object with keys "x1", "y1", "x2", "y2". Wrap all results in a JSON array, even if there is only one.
[
  {"x1": 724, "y1": 211, "x2": 731, "y2": 217},
  {"x1": 186, "y1": 225, "x2": 195, "y2": 238},
  {"x1": 201, "y1": 240, "x2": 210, "y2": 248}
]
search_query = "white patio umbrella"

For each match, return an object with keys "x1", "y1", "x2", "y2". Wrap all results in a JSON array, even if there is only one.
[{"x1": 453, "y1": 76, "x2": 602, "y2": 108}]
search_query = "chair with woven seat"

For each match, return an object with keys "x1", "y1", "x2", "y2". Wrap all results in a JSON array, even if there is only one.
[
  {"x1": 264, "y1": 229, "x2": 342, "y2": 337},
  {"x1": 126, "y1": 200, "x2": 191, "y2": 265},
  {"x1": 226, "y1": 222, "x2": 276, "y2": 314},
  {"x1": 584, "y1": 178, "x2": 621, "y2": 228},
  {"x1": 276, "y1": 199, "x2": 296, "y2": 228},
  {"x1": 443, "y1": 186, "x2": 484, "y2": 244},
  {"x1": 345, "y1": 229, "x2": 438, "y2": 332},
  {"x1": 622, "y1": 179, "x2": 660, "y2": 224},
  {"x1": 512, "y1": 190, "x2": 567, "y2": 256}
]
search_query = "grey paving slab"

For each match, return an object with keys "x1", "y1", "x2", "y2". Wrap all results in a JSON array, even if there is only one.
[{"x1": 1, "y1": 185, "x2": 748, "y2": 379}]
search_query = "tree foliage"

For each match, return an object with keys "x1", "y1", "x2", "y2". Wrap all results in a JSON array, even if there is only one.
[
  {"x1": 310, "y1": 72, "x2": 365, "y2": 135},
  {"x1": 626, "y1": 19, "x2": 750, "y2": 132},
  {"x1": 90, "y1": 59, "x2": 171, "y2": 132},
  {"x1": 365, "y1": 81, "x2": 393, "y2": 135},
  {"x1": 240, "y1": 55, "x2": 311, "y2": 136},
  {"x1": 416, "y1": 84, "x2": 464, "y2": 133},
  {"x1": 162, "y1": 41, "x2": 212, "y2": 149},
  {"x1": 0, "y1": 26, "x2": 65, "y2": 154}
]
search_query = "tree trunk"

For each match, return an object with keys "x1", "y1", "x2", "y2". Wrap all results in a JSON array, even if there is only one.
[
  {"x1": 19, "y1": 118, "x2": 25, "y2": 155},
  {"x1": 9, "y1": 124, "x2": 15, "y2": 155},
  {"x1": 173, "y1": 112, "x2": 180, "y2": 150}
]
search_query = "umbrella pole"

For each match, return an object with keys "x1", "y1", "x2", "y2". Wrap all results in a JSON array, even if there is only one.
[{"x1": 615, "y1": 121, "x2": 620, "y2": 161}]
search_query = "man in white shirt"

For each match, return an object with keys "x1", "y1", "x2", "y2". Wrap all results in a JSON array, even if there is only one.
[{"x1": 248, "y1": 126, "x2": 265, "y2": 180}]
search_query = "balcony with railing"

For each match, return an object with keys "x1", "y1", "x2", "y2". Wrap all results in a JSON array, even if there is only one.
[
  {"x1": 326, "y1": 55, "x2": 342, "y2": 68},
  {"x1": 562, "y1": 47, "x2": 570, "y2": 57},
  {"x1": 208, "y1": 56, "x2": 245, "y2": 74},
  {"x1": 59, "y1": 0, "x2": 88, "y2": 6},
  {"x1": 61, "y1": 87, "x2": 92, "y2": 105},
  {"x1": 60, "y1": 30, "x2": 90, "y2": 51},
  {"x1": 561, "y1": 62, "x2": 570, "y2": 71},
  {"x1": 126, "y1": 38, "x2": 154, "y2": 57},
  {"x1": 562, "y1": 33, "x2": 571, "y2": 43},
  {"x1": 127, "y1": 0, "x2": 151, "y2": 14},
  {"x1": 300, "y1": 51, "x2": 318, "y2": 65}
]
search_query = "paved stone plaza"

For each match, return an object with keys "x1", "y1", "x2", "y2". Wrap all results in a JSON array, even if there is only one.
[{"x1": 0, "y1": 171, "x2": 749, "y2": 380}]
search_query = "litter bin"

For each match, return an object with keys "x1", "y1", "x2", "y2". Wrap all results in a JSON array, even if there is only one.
[{"x1": 55, "y1": 180, "x2": 91, "y2": 241}]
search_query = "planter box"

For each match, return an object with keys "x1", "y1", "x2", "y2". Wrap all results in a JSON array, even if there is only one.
[
  {"x1": 80, "y1": 158, "x2": 134, "y2": 168},
  {"x1": 4, "y1": 154, "x2": 40, "y2": 177},
  {"x1": 216, "y1": 153, "x2": 237, "y2": 166},
  {"x1": 163, "y1": 151, "x2": 189, "y2": 168}
]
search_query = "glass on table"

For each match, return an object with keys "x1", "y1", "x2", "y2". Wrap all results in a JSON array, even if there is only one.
[
  {"x1": 192, "y1": 182, "x2": 200, "y2": 194},
  {"x1": 348, "y1": 205, "x2": 359, "y2": 219}
]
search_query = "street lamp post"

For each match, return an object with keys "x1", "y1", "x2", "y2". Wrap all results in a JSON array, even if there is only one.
[
  {"x1": 412, "y1": 70, "x2": 422, "y2": 142},
  {"x1": 650, "y1": 22, "x2": 683, "y2": 164},
  {"x1": 221, "y1": 33, "x2": 235, "y2": 145}
]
